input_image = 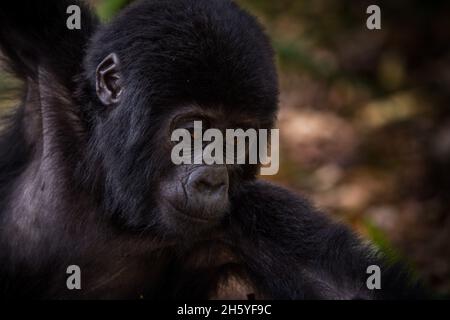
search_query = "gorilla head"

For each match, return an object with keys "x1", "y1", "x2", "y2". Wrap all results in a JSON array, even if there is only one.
[{"x1": 78, "y1": 0, "x2": 279, "y2": 237}]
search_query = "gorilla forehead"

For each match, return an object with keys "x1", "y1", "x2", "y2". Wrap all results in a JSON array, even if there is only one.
[{"x1": 86, "y1": 0, "x2": 279, "y2": 114}]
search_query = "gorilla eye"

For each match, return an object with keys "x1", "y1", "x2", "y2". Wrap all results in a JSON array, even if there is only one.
[
  {"x1": 183, "y1": 123, "x2": 197, "y2": 140},
  {"x1": 173, "y1": 117, "x2": 210, "y2": 132},
  {"x1": 169, "y1": 116, "x2": 212, "y2": 147}
]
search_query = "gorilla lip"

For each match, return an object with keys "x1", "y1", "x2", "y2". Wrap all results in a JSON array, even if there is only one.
[{"x1": 166, "y1": 200, "x2": 225, "y2": 224}]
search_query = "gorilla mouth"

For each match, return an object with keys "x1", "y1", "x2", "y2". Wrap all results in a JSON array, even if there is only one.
[{"x1": 166, "y1": 200, "x2": 225, "y2": 225}]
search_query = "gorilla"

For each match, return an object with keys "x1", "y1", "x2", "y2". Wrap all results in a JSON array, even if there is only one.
[{"x1": 0, "y1": 0, "x2": 423, "y2": 299}]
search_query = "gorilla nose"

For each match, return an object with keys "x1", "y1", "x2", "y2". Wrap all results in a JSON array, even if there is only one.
[
  {"x1": 186, "y1": 166, "x2": 229, "y2": 220},
  {"x1": 189, "y1": 166, "x2": 229, "y2": 195}
]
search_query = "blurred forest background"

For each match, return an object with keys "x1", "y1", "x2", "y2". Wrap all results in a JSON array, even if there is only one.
[{"x1": 0, "y1": 0, "x2": 449, "y2": 297}]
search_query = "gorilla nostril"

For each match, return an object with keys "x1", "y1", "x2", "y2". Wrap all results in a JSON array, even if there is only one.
[{"x1": 189, "y1": 166, "x2": 229, "y2": 194}]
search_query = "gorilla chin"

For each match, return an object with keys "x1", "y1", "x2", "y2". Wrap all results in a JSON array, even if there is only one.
[{"x1": 159, "y1": 164, "x2": 230, "y2": 235}]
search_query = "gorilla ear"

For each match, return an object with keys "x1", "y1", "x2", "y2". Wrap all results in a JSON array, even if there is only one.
[{"x1": 96, "y1": 53, "x2": 123, "y2": 106}]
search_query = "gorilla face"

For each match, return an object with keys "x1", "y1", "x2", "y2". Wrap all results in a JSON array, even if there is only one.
[{"x1": 156, "y1": 106, "x2": 268, "y2": 236}]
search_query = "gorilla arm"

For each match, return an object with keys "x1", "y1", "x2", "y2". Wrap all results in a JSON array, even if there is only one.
[{"x1": 228, "y1": 181, "x2": 425, "y2": 300}]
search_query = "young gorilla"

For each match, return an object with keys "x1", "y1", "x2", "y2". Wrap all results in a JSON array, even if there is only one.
[{"x1": 0, "y1": 0, "x2": 423, "y2": 299}]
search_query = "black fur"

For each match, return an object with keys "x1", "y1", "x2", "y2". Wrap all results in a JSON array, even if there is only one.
[{"x1": 0, "y1": 0, "x2": 424, "y2": 299}]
